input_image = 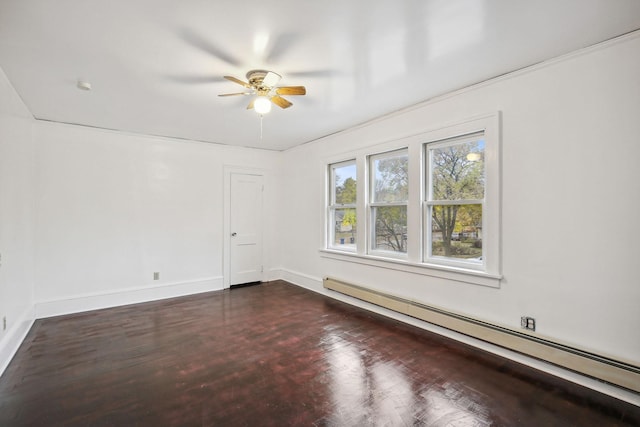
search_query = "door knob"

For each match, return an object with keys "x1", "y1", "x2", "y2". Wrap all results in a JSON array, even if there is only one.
[{"x1": 231, "y1": 232, "x2": 237, "y2": 237}]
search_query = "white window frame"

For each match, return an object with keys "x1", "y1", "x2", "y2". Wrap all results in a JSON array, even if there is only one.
[
  {"x1": 327, "y1": 159, "x2": 357, "y2": 252},
  {"x1": 368, "y1": 148, "x2": 409, "y2": 259},
  {"x1": 424, "y1": 132, "x2": 486, "y2": 271},
  {"x1": 321, "y1": 113, "x2": 501, "y2": 287},
  {"x1": 419, "y1": 113, "x2": 501, "y2": 278}
]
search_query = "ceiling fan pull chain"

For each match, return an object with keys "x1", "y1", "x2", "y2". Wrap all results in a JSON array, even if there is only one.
[{"x1": 260, "y1": 115, "x2": 263, "y2": 140}]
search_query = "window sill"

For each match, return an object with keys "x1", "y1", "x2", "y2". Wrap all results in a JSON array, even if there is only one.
[{"x1": 319, "y1": 249, "x2": 502, "y2": 288}]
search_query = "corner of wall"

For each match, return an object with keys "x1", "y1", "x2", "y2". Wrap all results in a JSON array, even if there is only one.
[
  {"x1": 0, "y1": 64, "x2": 33, "y2": 119},
  {"x1": 0, "y1": 305, "x2": 35, "y2": 378},
  {"x1": 0, "y1": 64, "x2": 38, "y2": 380}
]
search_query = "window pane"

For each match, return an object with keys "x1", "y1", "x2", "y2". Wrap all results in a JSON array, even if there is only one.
[
  {"x1": 430, "y1": 139, "x2": 484, "y2": 201},
  {"x1": 430, "y1": 204, "x2": 482, "y2": 260},
  {"x1": 333, "y1": 208, "x2": 357, "y2": 247},
  {"x1": 372, "y1": 205, "x2": 407, "y2": 253},
  {"x1": 372, "y1": 152, "x2": 408, "y2": 202},
  {"x1": 333, "y1": 163, "x2": 357, "y2": 204}
]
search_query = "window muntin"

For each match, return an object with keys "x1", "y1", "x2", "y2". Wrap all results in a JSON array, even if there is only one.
[
  {"x1": 324, "y1": 114, "x2": 500, "y2": 284},
  {"x1": 425, "y1": 133, "x2": 485, "y2": 267},
  {"x1": 369, "y1": 149, "x2": 408, "y2": 255},
  {"x1": 328, "y1": 161, "x2": 357, "y2": 250}
]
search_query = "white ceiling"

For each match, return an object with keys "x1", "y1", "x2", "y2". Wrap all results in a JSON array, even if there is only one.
[{"x1": 1, "y1": 1, "x2": 639, "y2": 151}]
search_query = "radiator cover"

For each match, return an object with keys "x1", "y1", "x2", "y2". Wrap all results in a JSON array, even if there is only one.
[{"x1": 323, "y1": 277, "x2": 640, "y2": 393}]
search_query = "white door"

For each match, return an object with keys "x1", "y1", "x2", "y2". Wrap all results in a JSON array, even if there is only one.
[{"x1": 229, "y1": 173, "x2": 264, "y2": 286}]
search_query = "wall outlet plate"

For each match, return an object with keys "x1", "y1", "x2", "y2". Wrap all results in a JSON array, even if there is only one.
[{"x1": 521, "y1": 316, "x2": 536, "y2": 331}]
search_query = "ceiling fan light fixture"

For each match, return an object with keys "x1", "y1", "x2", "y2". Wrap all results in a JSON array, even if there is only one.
[
  {"x1": 254, "y1": 96, "x2": 272, "y2": 115},
  {"x1": 220, "y1": 69, "x2": 305, "y2": 114}
]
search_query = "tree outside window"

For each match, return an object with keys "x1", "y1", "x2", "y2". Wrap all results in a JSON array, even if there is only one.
[
  {"x1": 370, "y1": 149, "x2": 408, "y2": 254},
  {"x1": 329, "y1": 161, "x2": 357, "y2": 249},
  {"x1": 427, "y1": 134, "x2": 484, "y2": 261}
]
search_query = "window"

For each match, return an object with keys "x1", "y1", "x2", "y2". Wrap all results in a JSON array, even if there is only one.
[
  {"x1": 323, "y1": 113, "x2": 500, "y2": 286},
  {"x1": 425, "y1": 132, "x2": 485, "y2": 269},
  {"x1": 369, "y1": 149, "x2": 408, "y2": 256},
  {"x1": 328, "y1": 160, "x2": 357, "y2": 250}
]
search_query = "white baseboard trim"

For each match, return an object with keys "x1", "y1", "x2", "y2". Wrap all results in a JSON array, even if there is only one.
[
  {"x1": 0, "y1": 304, "x2": 35, "y2": 378},
  {"x1": 265, "y1": 268, "x2": 284, "y2": 283},
  {"x1": 35, "y1": 276, "x2": 224, "y2": 319},
  {"x1": 275, "y1": 268, "x2": 640, "y2": 406},
  {"x1": 276, "y1": 268, "x2": 323, "y2": 291}
]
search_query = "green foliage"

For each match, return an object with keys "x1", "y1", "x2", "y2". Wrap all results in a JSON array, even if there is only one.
[
  {"x1": 456, "y1": 204, "x2": 482, "y2": 229},
  {"x1": 371, "y1": 153, "x2": 408, "y2": 252},
  {"x1": 431, "y1": 142, "x2": 484, "y2": 200},
  {"x1": 341, "y1": 208, "x2": 356, "y2": 227},
  {"x1": 341, "y1": 209, "x2": 357, "y2": 240},
  {"x1": 334, "y1": 175, "x2": 357, "y2": 241},
  {"x1": 432, "y1": 241, "x2": 481, "y2": 258},
  {"x1": 335, "y1": 177, "x2": 357, "y2": 204},
  {"x1": 374, "y1": 156, "x2": 408, "y2": 202}
]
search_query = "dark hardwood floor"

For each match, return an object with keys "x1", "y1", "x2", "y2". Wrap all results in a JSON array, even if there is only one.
[{"x1": 0, "y1": 280, "x2": 638, "y2": 426}]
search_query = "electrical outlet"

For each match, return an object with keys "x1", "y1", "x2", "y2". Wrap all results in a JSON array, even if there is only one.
[
  {"x1": 153, "y1": 272, "x2": 160, "y2": 280},
  {"x1": 521, "y1": 316, "x2": 536, "y2": 331}
]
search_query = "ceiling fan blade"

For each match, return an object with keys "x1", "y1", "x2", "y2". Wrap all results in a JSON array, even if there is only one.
[
  {"x1": 218, "y1": 92, "x2": 252, "y2": 97},
  {"x1": 271, "y1": 95, "x2": 292, "y2": 109},
  {"x1": 224, "y1": 76, "x2": 252, "y2": 88},
  {"x1": 180, "y1": 29, "x2": 242, "y2": 67},
  {"x1": 166, "y1": 75, "x2": 226, "y2": 84},
  {"x1": 276, "y1": 86, "x2": 306, "y2": 96},
  {"x1": 263, "y1": 71, "x2": 282, "y2": 87},
  {"x1": 264, "y1": 33, "x2": 296, "y2": 63},
  {"x1": 286, "y1": 69, "x2": 339, "y2": 78},
  {"x1": 246, "y1": 99, "x2": 255, "y2": 110}
]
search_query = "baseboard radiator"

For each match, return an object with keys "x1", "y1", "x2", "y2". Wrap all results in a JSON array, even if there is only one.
[{"x1": 323, "y1": 277, "x2": 640, "y2": 393}]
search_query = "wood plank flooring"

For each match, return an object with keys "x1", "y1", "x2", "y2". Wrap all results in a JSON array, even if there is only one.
[{"x1": 0, "y1": 280, "x2": 638, "y2": 426}]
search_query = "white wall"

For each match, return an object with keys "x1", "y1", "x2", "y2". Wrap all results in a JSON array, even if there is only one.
[
  {"x1": 0, "y1": 62, "x2": 283, "y2": 372},
  {"x1": 0, "y1": 66, "x2": 36, "y2": 372},
  {"x1": 278, "y1": 33, "x2": 640, "y2": 365},
  {"x1": 33, "y1": 122, "x2": 282, "y2": 315}
]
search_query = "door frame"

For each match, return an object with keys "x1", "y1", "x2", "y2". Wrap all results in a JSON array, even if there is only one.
[{"x1": 223, "y1": 165, "x2": 266, "y2": 289}]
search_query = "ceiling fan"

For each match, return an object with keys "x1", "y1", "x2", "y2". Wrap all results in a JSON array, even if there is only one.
[{"x1": 218, "y1": 69, "x2": 306, "y2": 114}]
